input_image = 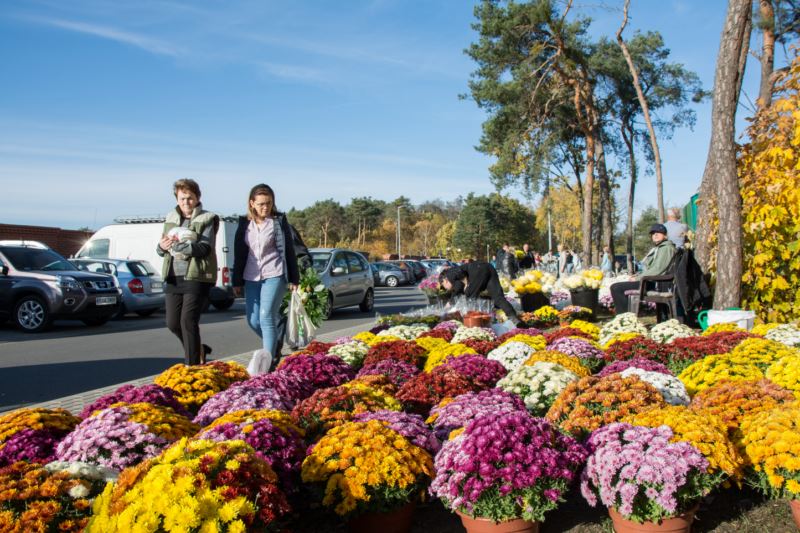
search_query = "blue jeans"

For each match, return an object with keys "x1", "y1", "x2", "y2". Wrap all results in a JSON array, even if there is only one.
[{"x1": 244, "y1": 277, "x2": 288, "y2": 355}]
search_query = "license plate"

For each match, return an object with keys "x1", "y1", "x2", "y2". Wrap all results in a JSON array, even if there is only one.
[
  {"x1": 96, "y1": 296, "x2": 117, "y2": 306},
  {"x1": 150, "y1": 283, "x2": 163, "y2": 293}
]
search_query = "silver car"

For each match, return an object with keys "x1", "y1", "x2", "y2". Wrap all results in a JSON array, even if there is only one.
[
  {"x1": 372, "y1": 262, "x2": 408, "y2": 287},
  {"x1": 71, "y1": 258, "x2": 165, "y2": 317},
  {"x1": 309, "y1": 248, "x2": 375, "y2": 318}
]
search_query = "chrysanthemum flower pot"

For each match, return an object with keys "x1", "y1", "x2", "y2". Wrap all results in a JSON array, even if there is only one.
[
  {"x1": 347, "y1": 501, "x2": 416, "y2": 533},
  {"x1": 455, "y1": 511, "x2": 539, "y2": 533},
  {"x1": 608, "y1": 505, "x2": 698, "y2": 533}
]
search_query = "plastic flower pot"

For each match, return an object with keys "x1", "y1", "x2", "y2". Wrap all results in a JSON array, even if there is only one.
[
  {"x1": 456, "y1": 511, "x2": 539, "y2": 533},
  {"x1": 607, "y1": 505, "x2": 698, "y2": 533},
  {"x1": 519, "y1": 292, "x2": 549, "y2": 313},
  {"x1": 569, "y1": 289, "x2": 599, "y2": 316},
  {"x1": 347, "y1": 501, "x2": 416, "y2": 533},
  {"x1": 790, "y1": 500, "x2": 800, "y2": 529}
]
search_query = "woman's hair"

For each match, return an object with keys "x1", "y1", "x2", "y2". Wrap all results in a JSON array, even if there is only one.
[
  {"x1": 173, "y1": 178, "x2": 201, "y2": 199},
  {"x1": 247, "y1": 183, "x2": 278, "y2": 220}
]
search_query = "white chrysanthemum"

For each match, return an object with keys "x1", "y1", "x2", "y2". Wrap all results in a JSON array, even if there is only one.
[
  {"x1": 620, "y1": 368, "x2": 690, "y2": 406},
  {"x1": 451, "y1": 326, "x2": 496, "y2": 344},
  {"x1": 487, "y1": 341, "x2": 536, "y2": 372},
  {"x1": 327, "y1": 340, "x2": 370, "y2": 367},
  {"x1": 378, "y1": 324, "x2": 430, "y2": 340},
  {"x1": 599, "y1": 312, "x2": 649, "y2": 346},
  {"x1": 45, "y1": 460, "x2": 119, "y2": 483},
  {"x1": 765, "y1": 324, "x2": 800, "y2": 348},
  {"x1": 497, "y1": 362, "x2": 578, "y2": 415},
  {"x1": 648, "y1": 319, "x2": 698, "y2": 344}
]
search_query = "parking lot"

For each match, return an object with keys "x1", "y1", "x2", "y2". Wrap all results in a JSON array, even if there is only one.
[{"x1": 0, "y1": 285, "x2": 426, "y2": 412}]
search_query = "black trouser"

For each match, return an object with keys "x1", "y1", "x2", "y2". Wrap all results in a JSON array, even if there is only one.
[
  {"x1": 165, "y1": 292, "x2": 206, "y2": 365},
  {"x1": 484, "y1": 271, "x2": 519, "y2": 321},
  {"x1": 610, "y1": 281, "x2": 639, "y2": 314}
]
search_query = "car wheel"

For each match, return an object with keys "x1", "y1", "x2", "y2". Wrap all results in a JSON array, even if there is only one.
[
  {"x1": 82, "y1": 316, "x2": 110, "y2": 327},
  {"x1": 14, "y1": 295, "x2": 52, "y2": 333},
  {"x1": 385, "y1": 276, "x2": 398, "y2": 288},
  {"x1": 212, "y1": 298, "x2": 235, "y2": 311},
  {"x1": 135, "y1": 308, "x2": 158, "y2": 317},
  {"x1": 323, "y1": 293, "x2": 334, "y2": 320},
  {"x1": 359, "y1": 288, "x2": 374, "y2": 312}
]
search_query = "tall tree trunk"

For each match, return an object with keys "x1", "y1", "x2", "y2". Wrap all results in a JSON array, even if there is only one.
[
  {"x1": 759, "y1": 0, "x2": 776, "y2": 107},
  {"x1": 622, "y1": 124, "x2": 637, "y2": 275},
  {"x1": 704, "y1": 0, "x2": 752, "y2": 309},
  {"x1": 617, "y1": 0, "x2": 665, "y2": 222},
  {"x1": 581, "y1": 131, "x2": 596, "y2": 268},
  {"x1": 596, "y1": 136, "x2": 615, "y2": 263}
]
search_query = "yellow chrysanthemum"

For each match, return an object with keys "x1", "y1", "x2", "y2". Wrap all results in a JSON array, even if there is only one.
[
  {"x1": 678, "y1": 353, "x2": 765, "y2": 396},
  {"x1": 87, "y1": 439, "x2": 286, "y2": 532},
  {"x1": 739, "y1": 403, "x2": 800, "y2": 497},
  {"x1": 703, "y1": 322, "x2": 745, "y2": 336},
  {"x1": 415, "y1": 336, "x2": 450, "y2": 352},
  {"x1": 301, "y1": 420, "x2": 433, "y2": 516},
  {"x1": 601, "y1": 332, "x2": 643, "y2": 349},
  {"x1": 568, "y1": 320, "x2": 600, "y2": 340},
  {"x1": 423, "y1": 344, "x2": 477, "y2": 372},
  {"x1": 766, "y1": 355, "x2": 800, "y2": 399},
  {"x1": 500, "y1": 334, "x2": 547, "y2": 351},
  {"x1": 624, "y1": 405, "x2": 744, "y2": 480},
  {"x1": 523, "y1": 350, "x2": 590, "y2": 377}
]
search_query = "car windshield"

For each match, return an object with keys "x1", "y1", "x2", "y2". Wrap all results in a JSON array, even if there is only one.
[
  {"x1": 310, "y1": 252, "x2": 331, "y2": 273},
  {"x1": 1, "y1": 247, "x2": 76, "y2": 272}
]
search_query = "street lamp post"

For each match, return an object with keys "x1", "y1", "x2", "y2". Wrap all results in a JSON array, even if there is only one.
[{"x1": 396, "y1": 206, "x2": 401, "y2": 258}]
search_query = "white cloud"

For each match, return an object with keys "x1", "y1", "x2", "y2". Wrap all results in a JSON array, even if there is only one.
[{"x1": 23, "y1": 16, "x2": 183, "y2": 57}]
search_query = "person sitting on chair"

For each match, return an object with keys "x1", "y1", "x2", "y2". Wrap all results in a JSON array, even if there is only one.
[
  {"x1": 439, "y1": 261, "x2": 524, "y2": 327},
  {"x1": 610, "y1": 224, "x2": 676, "y2": 313}
]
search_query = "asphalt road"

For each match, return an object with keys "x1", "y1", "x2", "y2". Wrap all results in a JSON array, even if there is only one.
[{"x1": 0, "y1": 286, "x2": 427, "y2": 411}]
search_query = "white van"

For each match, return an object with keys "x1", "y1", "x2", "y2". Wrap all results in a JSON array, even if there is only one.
[{"x1": 75, "y1": 216, "x2": 237, "y2": 310}]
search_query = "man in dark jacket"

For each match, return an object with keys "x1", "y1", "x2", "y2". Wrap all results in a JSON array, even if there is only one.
[{"x1": 440, "y1": 261, "x2": 523, "y2": 326}]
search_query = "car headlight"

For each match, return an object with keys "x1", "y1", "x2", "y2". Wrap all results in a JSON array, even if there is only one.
[{"x1": 50, "y1": 275, "x2": 82, "y2": 291}]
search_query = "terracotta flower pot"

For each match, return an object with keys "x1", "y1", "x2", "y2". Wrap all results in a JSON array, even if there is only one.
[
  {"x1": 347, "y1": 502, "x2": 416, "y2": 533},
  {"x1": 608, "y1": 505, "x2": 698, "y2": 533},
  {"x1": 463, "y1": 315, "x2": 491, "y2": 328},
  {"x1": 790, "y1": 499, "x2": 800, "y2": 529},
  {"x1": 456, "y1": 511, "x2": 540, "y2": 533}
]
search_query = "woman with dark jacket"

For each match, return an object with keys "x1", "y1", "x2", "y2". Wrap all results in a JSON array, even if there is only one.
[
  {"x1": 233, "y1": 184, "x2": 300, "y2": 360},
  {"x1": 157, "y1": 179, "x2": 218, "y2": 366},
  {"x1": 440, "y1": 261, "x2": 524, "y2": 327}
]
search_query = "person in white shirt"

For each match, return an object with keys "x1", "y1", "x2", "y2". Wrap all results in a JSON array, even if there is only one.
[{"x1": 663, "y1": 208, "x2": 689, "y2": 249}]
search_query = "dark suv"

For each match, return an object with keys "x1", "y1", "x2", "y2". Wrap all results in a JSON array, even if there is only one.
[{"x1": 0, "y1": 241, "x2": 122, "y2": 332}]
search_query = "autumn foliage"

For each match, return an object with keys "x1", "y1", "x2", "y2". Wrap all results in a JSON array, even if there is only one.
[{"x1": 738, "y1": 49, "x2": 800, "y2": 322}]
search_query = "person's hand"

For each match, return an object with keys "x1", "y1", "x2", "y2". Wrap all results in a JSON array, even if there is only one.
[
  {"x1": 233, "y1": 286, "x2": 242, "y2": 298},
  {"x1": 159, "y1": 235, "x2": 173, "y2": 251},
  {"x1": 288, "y1": 283, "x2": 297, "y2": 292}
]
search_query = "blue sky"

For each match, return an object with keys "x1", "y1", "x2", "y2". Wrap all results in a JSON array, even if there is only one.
[{"x1": 0, "y1": 0, "x2": 790, "y2": 229}]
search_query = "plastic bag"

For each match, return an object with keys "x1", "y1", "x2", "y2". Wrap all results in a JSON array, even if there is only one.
[
  {"x1": 246, "y1": 349, "x2": 272, "y2": 376},
  {"x1": 286, "y1": 290, "x2": 316, "y2": 349}
]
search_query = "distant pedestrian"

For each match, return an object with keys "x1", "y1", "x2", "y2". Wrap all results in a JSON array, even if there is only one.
[
  {"x1": 601, "y1": 246, "x2": 613, "y2": 274},
  {"x1": 233, "y1": 184, "x2": 300, "y2": 362},
  {"x1": 502, "y1": 246, "x2": 519, "y2": 278},
  {"x1": 664, "y1": 208, "x2": 689, "y2": 248},
  {"x1": 519, "y1": 243, "x2": 534, "y2": 269},
  {"x1": 571, "y1": 250, "x2": 582, "y2": 272},
  {"x1": 157, "y1": 179, "x2": 218, "y2": 366},
  {"x1": 557, "y1": 245, "x2": 568, "y2": 277}
]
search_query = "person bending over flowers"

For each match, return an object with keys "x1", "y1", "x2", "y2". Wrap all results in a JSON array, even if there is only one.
[{"x1": 439, "y1": 261, "x2": 524, "y2": 327}]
